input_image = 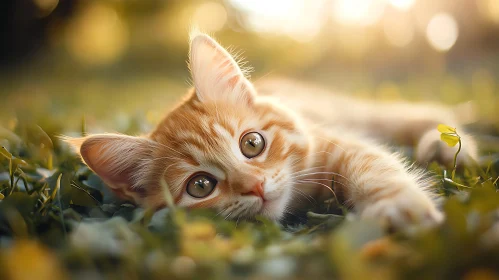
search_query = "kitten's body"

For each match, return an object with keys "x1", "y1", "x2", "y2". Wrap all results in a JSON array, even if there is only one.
[
  {"x1": 67, "y1": 33, "x2": 477, "y2": 230},
  {"x1": 256, "y1": 79, "x2": 477, "y2": 166}
]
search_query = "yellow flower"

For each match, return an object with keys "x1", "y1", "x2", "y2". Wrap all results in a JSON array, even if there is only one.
[
  {"x1": 437, "y1": 124, "x2": 457, "y2": 134},
  {"x1": 1, "y1": 240, "x2": 67, "y2": 280},
  {"x1": 437, "y1": 124, "x2": 460, "y2": 147}
]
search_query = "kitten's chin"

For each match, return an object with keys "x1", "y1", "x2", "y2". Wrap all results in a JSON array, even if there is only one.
[
  {"x1": 257, "y1": 192, "x2": 291, "y2": 221},
  {"x1": 236, "y1": 187, "x2": 292, "y2": 221}
]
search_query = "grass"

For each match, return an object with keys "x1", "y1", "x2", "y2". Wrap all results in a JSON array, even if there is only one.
[{"x1": 0, "y1": 78, "x2": 499, "y2": 279}]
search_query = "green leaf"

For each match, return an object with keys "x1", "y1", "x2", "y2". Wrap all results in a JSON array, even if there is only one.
[
  {"x1": 51, "y1": 173, "x2": 63, "y2": 201},
  {"x1": 1, "y1": 192, "x2": 37, "y2": 218},
  {"x1": 440, "y1": 133, "x2": 459, "y2": 147},
  {"x1": 0, "y1": 126, "x2": 22, "y2": 144},
  {"x1": 437, "y1": 124, "x2": 456, "y2": 134},
  {"x1": 66, "y1": 182, "x2": 101, "y2": 207},
  {"x1": 0, "y1": 146, "x2": 12, "y2": 159},
  {"x1": 81, "y1": 115, "x2": 86, "y2": 136},
  {"x1": 11, "y1": 157, "x2": 28, "y2": 169},
  {"x1": 160, "y1": 178, "x2": 176, "y2": 210},
  {"x1": 26, "y1": 124, "x2": 54, "y2": 150}
]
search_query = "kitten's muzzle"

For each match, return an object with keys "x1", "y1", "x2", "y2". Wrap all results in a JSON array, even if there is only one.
[{"x1": 241, "y1": 181, "x2": 266, "y2": 200}]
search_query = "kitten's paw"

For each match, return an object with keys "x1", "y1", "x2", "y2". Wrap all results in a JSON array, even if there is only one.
[
  {"x1": 416, "y1": 130, "x2": 477, "y2": 167},
  {"x1": 360, "y1": 189, "x2": 443, "y2": 231}
]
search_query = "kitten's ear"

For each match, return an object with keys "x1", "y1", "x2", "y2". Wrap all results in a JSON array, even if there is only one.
[
  {"x1": 189, "y1": 31, "x2": 255, "y2": 104},
  {"x1": 64, "y1": 134, "x2": 156, "y2": 201}
]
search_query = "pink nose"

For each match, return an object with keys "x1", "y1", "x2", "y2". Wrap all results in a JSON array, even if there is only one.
[{"x1": 241, "y1": 181, "x2": 265, "y2": 200}]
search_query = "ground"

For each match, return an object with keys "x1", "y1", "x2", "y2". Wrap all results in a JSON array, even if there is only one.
[{"x1": 0, "y1": 76, "x2": 498, "y2": 280}]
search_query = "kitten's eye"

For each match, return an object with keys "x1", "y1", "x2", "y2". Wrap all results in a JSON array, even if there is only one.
[
  {"x1": 186, "y1": 174, "x2": 217, "y2": 198},
  {"x1": 240, "y1": 132, "x2": 265, "y2": 158}
]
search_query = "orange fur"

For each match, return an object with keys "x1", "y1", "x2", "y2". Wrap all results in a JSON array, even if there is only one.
[{"x1": 64, "y1": 32, "x2": 480, "y2": 229}]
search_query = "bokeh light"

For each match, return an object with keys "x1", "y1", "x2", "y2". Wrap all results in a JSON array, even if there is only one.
[
  {"x1": 383, "y1": 14, "x2": 415, "y2": 47},
  {"x1": 476, "y1": 0, "x2": 499, "y2": 24},
  {"x1": 33, "y1": 0, "x2": 59, "y2": 18},
  {"x1": 388, "y1": 0, "x2": 415, "y2": 11},
  {"x1": 376, "y1": 81, "x2": 401, "y2": 100},
  {"x1": 332, "y1": 0, "x2": 385, "y2": 26},
  {"x1": 192, "y1": 2, "x2": 227, "y2": 32},
  {"x1": 64, "y1": 3, "x2": 128, "y2": 66},
  {"x1": 1, "y1": 0, "x2": 499, "y2": 130},
  {"x1": 426, "y1": 13, "x2": 459, "y2": 52},
  {"x1": 230, "y1": 0, "x2": 326, "y2": 42}
]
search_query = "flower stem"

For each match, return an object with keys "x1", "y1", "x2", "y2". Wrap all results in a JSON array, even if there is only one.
[{"x1": 451, "y1": 138, "x2": 461, "y2": 181}]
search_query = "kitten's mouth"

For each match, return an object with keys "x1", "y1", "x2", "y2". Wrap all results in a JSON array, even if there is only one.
[
  {"x1": 254, "y1": 196, "x2": 268, "y2": 208},
  {"x1": 259, "y1": 196, "x2": 277, "y2": 210},
  {"x1": 256, "y1": 193, "x2": 267, "y2": 203}
]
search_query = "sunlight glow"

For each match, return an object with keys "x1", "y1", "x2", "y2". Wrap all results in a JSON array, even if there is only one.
[
  {"x1": 192, "y1": 2, "x2": 227, "y2": 32},
  {"x1": 388, "y1": 0, "x2": 415, "y2": 11},
  {"x1": 230, "y1": 0, "x2": 326, "y2": 42},
  {"x1": 65, "y1": 3, "x2": 128, "y2": 65},
  {"x1": 476, "y1": 0, "x2": 499, "y2": 24},
  {"x1": 332, "y1": 0, "x2": 386, "y2": 26},
  {"x1": 426, "y1": 13, "x2": 459, "y2": 52},
  {"x1": 33, "y1": 0, "x2": 59, "y2": 18},
  {"x1": 383, "y1": 16, "x2": 414, "y2": 47}
]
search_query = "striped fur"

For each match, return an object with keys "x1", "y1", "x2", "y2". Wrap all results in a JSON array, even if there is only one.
[{"x1": 63, "y1": 32, "x2": 481, "y2": 229}]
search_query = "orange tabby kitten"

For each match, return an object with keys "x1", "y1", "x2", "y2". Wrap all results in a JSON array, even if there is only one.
[{"x1": 66, "y1": 32, "x2": 478, "y2": 230}]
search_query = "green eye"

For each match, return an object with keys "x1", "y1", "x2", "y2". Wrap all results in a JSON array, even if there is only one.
[
  {"x1": 186, "y1": 174, "x2": 217, "y2": 198},
  {"x1": 240, "y1": 132, "x2": 265, "y2": 158}
]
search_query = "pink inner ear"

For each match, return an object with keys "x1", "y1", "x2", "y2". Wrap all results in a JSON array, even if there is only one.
[
  {"x1": 205, "y1": 38, "x2": 241, "y2": 81},
  {"x1": 210, "y1": 41, "x2": 242, "y2": 86},
  {"x1": 218, "y1": 59, "x2": 240, "y2": 88},
  {"x1": 189, "y1": 33, "x2": 254, "y2": 104},
  {"x1": 80, "y1": 138, "x2": 138, "y2": 191}
]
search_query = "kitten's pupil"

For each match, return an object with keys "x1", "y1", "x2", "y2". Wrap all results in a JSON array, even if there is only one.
[
  {"x1": 240, "y1": 132, "x2": 265, "y2": 158},
  {"x1": 186, "y1": 174, "x2": 217, "y2": 198},
  {"x1": 195, "y1": 180, "x2": 204, "y2": 189}
]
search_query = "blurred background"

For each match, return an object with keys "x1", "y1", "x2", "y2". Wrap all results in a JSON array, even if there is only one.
[{"x1": 0, "y1": 0, "x2": 498, "y2": 136}]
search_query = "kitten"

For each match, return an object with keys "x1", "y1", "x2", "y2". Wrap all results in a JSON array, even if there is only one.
[{"x1": 66, "y1": 32, "x2": 477, "y2": 230}]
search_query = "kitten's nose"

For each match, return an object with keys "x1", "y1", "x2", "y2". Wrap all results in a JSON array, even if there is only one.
[{"x1": 241, "y1": 181, "x2": 265, "y2": 200}]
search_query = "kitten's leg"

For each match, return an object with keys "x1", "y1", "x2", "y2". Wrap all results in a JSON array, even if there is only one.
[{"x1": 306, "y1": 131, "x2": 444, "y2": 230}]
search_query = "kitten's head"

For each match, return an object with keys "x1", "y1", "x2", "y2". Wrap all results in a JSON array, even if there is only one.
[{"x1": 67, "y1": 32, "x2": 311, "y2": 220}]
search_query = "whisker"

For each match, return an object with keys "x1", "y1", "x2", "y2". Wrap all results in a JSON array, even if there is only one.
[
  {"x1": 289, "y1": 150, "x2": 333, "y2": 167},
  {"x1": 214, "y1": 208, "x2": 226, "y2": 218},
  {"x1": 280, "y1": 207, "x2": 307, "y2": 223},
  {"x1": 288, "y1": 166, "x2": 325, "y2": 176},
  {"x1": 155, "y1": 142, "x2": 187, "y2": 157},
  {"x1": 149, "y1": 155, "x2": 181, "y2": 162},
  {"x1": 224, "y1": 211, "x2": 234, "y2": 220},
  {"x1": 297, "y1": 177, "x2": 349, "y2": 190},
  {"x1": 288, "y1": 148, "x2": 346, "y2": 169},
  {"x1": 291, "y1": 171, "x2": 353, "y2": 184},
  {"x1": 296, "y1": 180, "x2": 340, "y2": 204},
  {"x1": 313, "y1": 136, "x2": 346, "y2": 152},
  {"x1": 290, "y1": 191, "x2": 312, "y2": 205},
  {"x1": 290, "y1": 150, "x2": 343, "y2": 172},
  {"x1": 290, "y1": 188, "x2": 315, "y2": 204},
  {"x1": 300, "y1": 177, "x2": 347, "y2": 184},
  {"x1": 232, "y1": 206, "x2": 246, "y2": 219}
]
